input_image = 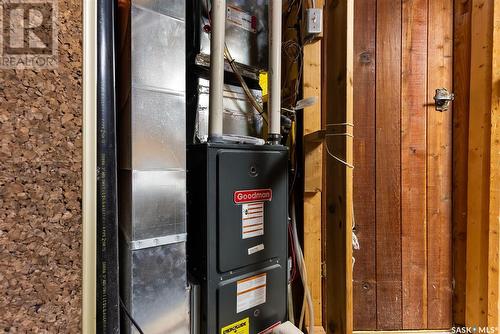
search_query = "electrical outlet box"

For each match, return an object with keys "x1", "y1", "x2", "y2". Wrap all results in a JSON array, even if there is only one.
[{"x1": 306, "y1": 8, "x2": 323, "y2": 35}]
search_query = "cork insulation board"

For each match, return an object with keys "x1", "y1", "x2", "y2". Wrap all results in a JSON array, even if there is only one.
[{"x1": 0, "y1": 1, "x2": 83, "y2": 332}]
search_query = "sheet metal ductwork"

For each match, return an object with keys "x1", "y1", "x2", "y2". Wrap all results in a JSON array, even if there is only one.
[
  {"x1": 117, "y1": 1, "x2": 189, "y2": 333},
  {"x1": 195, "y1": 0, "x2": 269, "y2": 76},
  {"x1": 186, "y1": 0, "x2": 269, "y2": 144},
  {"x1": 194, "y1": 78, "x2": 264, "y2": 143}
]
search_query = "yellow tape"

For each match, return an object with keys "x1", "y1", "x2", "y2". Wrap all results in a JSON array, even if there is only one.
[
  {"x1": 259, "y1": 72, "x2": 268, "y2": 102},
  {"x1": 221, "y1": 317, "x2": 250, "y2": 334}
]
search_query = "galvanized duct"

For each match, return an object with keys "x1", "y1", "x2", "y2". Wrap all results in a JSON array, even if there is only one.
[{"x1": 117, "y1": 1, "x2": 189, "y2": 333}]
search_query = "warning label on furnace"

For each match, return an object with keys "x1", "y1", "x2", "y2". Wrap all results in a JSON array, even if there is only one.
[
  {"x1": 221, "y1": 317, "x2": 249, "y2": 334},
  {"x1": 242, "y1": 202, "x2": 264, "y2": 239},
  {"x1": 226, "y1": 6, "x2": 257, "y2": 33},
  {"x1": 237, "y1": 273, "x2": 267, "y2": 313}
]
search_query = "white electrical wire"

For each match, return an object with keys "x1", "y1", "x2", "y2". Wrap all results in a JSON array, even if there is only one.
[
  {"x1": 287, "y1": 283, "x2": 295, "y2": 325},
  {"x1": 324, "y1": 123, "x2": 355, "y2": 169},
  {"x1": 290, "y1": 200, "x2": 314, "y2": 334}
]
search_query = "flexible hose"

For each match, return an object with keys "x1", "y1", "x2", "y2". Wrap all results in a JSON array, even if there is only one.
[{"x1": 290, "y1": 200, "x2": 314, "y2": 334}]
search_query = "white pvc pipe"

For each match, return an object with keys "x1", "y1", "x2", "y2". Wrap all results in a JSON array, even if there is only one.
[
  {"x1": 268, "y1": 0, "x2": 282, "y2": 142},
  {"x1": 82, "y1": 0, "x2": 97, "y2": 333},
  {"x1": 208, "y1": 0, "x2": 226, "y2": 141}
]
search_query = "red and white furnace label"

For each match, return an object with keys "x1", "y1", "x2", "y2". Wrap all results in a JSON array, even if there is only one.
[
  {"x1": 226, "y1": 5, "x2": 257, "y2": 33},
  {"x1": 242, "y1": 202, "x2": 264, "y2": 239},
  {"x1": 234, "y1": 189, "x2": 272, "y2": 204}
]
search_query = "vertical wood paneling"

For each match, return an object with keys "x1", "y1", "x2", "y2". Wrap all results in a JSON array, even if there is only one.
[
  {"x1": 353, "y1": 0, "x2": 455, "y2": 329},
  {"x1": 401, "y1": 0, "x2": 428, "y2": 328},
  {"x1": 452, "y1": 0, "x2": 472, "y2": 326},
  {"x1": 466, "y1": 0, "x2": 493, "y2": 327},
  {"x1": 452, "y1": 0, "x2": 472, "y2": 325},
  {"x1": 375, "y1": 0, "x2": 402, "y2": 329},
  {"x1": 427, "y1": 0, "x2": 454, "y2": 328},
  {"x1": 352, "y1": 0, "x2": 377, "y2": 330}
]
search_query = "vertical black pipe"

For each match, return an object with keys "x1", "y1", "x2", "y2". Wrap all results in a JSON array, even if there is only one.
[{"x1": 96, "y1": 0, "x2": 120, "y2": 332}]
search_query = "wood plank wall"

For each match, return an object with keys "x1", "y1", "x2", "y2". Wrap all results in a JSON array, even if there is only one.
[
  {"x1": 452, "y1": 0, "x2": 472, "y2": 326},
  {"x1": 352, "y1": 0, "x2": 377, "y2": 329},
  {"x1": 353, "y1": 0, "x2": 453, "y2": 330},
  {"x1": 427, "y1": 0, "x2": 454, "y2": 327},
  {"x1": 401, "y1": 0, "x2": 428, "y2": 329},
  {"x1": 375, "y1": 0, "x2": 403, "y2": 329}
]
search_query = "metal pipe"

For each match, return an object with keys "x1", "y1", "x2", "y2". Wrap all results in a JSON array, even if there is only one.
[
  {"x1": 208, "y1": 0, "x2": 226, "y2": 142},
  {"x1": 190, "y1": 284, "x2": 200, "y2": 334},
  {"x1": 268, "y1": 0, "x2": 282, "y2": 144}
]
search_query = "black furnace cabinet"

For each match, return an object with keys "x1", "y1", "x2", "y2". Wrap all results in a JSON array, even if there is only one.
[{"x1": 187, "y1": 143, "x2": 288, "y2": 334}]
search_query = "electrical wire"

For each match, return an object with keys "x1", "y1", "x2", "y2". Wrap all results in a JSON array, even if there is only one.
[
  {"x1": 224, "y1": 44, "x2": 268, "y2": 123},
  {"x1": 324, "y1": 124, "x2": 355, "y2": 168},
  {"x1": 287, "y1": 282, "x2": 296, "y2": 326},
  {"x1": 284, "y1": 1, "x2": 317, "y2": 330},
  {"x1": 325, "y1": 142, "x2": 354, "y2": 169},
  {"x1": 288, "y1": 222, "x2": 298, "y2": 283},
  {"x1": 290, "y1": 199, "x2": 314, "y2": 334},
  {"x1": 282, "y1": 39, "x2": 303, "y2": 108},
  {"x1": 120, "y1": 298, "x2": 145, "y2": 334}
]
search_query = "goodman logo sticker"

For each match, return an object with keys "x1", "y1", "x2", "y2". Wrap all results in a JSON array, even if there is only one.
[{"x1": 234, "y1": 189, "x2": 272, "y2": 204}]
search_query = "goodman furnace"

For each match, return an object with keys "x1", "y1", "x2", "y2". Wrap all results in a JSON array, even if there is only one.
[{"x1": 187, "y1": 143, "x2": 288, "y2": 334}]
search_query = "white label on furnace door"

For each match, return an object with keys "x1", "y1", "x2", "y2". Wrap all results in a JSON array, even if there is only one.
[
  {"x1": 237, "y1": 273, "x2": 267, "y2": 313},
  {"x1": 248, "y1": 243, "x2": 264, "y2": 255},
  {"x1": 242, "y1": 202, "x2": 264, "y2": 239}
]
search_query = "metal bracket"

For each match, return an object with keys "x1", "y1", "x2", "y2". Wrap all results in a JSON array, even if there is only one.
[{"x1": 433, "y1": 88, "x2": 455, "y2": 111}]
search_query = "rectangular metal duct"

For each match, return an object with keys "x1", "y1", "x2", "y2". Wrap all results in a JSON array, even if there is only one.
[
  {"x1": 194, "y1": 78, "x2": 264, "y2": 143},
  {"x1": 117, "y1": 1, "x2": 189, "y2": 333},
  {"x1": 192, "y1": 0, "x2": 269, "y2": 75}
]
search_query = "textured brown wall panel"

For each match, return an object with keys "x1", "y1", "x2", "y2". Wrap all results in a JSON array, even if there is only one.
[{"x1": 0, "y1": 1, "x2": 82, "y2": 332}]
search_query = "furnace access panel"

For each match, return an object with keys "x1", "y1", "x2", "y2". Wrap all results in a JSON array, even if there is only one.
[{"x1": 187, "y1": 143, "x2": 288, "y2": 334}]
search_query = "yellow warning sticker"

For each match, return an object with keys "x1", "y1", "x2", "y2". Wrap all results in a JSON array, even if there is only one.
[
  {"x1": 221, "y1": 317, "x2": 250, "y2": 334},
  {"x1": 259, "y1": 72, "x2": 268, "y2": 102}
]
